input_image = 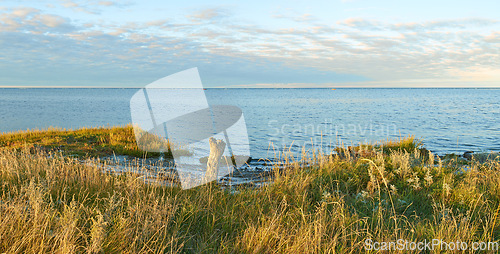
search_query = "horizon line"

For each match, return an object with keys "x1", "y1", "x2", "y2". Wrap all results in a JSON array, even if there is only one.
[{"x1": 1, "y1": 86, "x2": 499, "y2": 89}]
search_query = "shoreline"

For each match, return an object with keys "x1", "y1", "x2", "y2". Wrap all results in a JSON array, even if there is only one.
[
  {"x1": 2, "y1": 125, "x2": 499, "y2": 189},
  {"x1": 1, "y1": 125, "x2": 497, "y2": 160}
]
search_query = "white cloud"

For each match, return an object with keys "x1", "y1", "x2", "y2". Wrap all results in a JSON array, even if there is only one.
[
  {"x1": 0, "y1": 7, "x2": 74, "y2": 33},
  {"x1": 272, "y1": 13, "x2": 317, "y2": 23},
  {"x1": 98, "y1": 1, "x2": 115, "y2": 6},
  {"x1": 35, "y1": 14, "x2": 66, "y2": 27},
  {"x1": 392, "y1": 18, "x2": 499, "y2": 31},
  {"x1": 1, "y1": 6, "x2": 499, "y2": 87},
  {"x1": 484, "y1": 32, "x2": 500, "y2": 43},
  {"x1": 58, "y1": 0, "x2": 129, "y2": 14},
  {"x1": 338, "y1": 18, "x2": 383, "y2": 30},
  {"x1": 187, "y1": 8, "x2": 229, "y2": 22}
]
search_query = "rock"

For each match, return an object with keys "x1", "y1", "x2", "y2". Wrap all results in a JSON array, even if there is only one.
[
  {"x1": 419, "y1": 147, "x2": 430, "y2": 158},
  {"x1": 204, "y1": 137, "x2": 226, "y2": 182},
  {"x1": 199, "y1": 155, "x2": 252, "y2": 165},
  {"x1": 235, "y1": 155, "x2": 252, "y2": 165},
  {"x1": 463, "y1": 151, "x2": 474, "y2": 160},
  {"x1": 442, "y1": 153, "x2": 461, "y2": 161},
  {"x1": 472, "y1": 152, "x2": 500, "y2": 163},
  {"x1": 463, "y1": 151, "x2": 500, "y2": 163}
]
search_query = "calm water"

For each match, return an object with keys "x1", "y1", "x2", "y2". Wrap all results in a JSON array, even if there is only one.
[{"x1": 1, "y1": 88, "x2": 499, "y2": 158}]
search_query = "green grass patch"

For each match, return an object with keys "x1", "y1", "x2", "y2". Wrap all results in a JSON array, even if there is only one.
[{"x1": 0, "y1": 125, "x2": 190, "y2": 159}]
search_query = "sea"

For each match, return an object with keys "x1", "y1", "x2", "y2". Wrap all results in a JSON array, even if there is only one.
[{"x1": 1, "y1": 88, "x2": 499, "y2": 159}]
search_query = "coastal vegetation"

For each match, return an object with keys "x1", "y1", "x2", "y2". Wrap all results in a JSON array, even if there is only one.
[
  {"x1": 0, "y1": 125, "x2": 183, "y2": 159},
  {"x1": 0, "y1": 126, "x2": 499, "y2": 253}
]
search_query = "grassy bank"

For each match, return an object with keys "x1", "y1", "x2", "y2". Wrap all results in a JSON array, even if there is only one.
[
  {"x1": 1, "y1": 127, "x2": 499, "y2": 253},
  {"x1": 0, "y1": 125, "x2": 175, "y2": 159}
]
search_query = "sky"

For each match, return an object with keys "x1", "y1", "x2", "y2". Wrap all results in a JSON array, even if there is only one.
[{"x1": 0, "y1": 0, "x2": 499, "y2": 88}]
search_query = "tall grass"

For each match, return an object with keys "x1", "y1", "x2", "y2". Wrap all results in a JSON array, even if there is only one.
[{"x1": 0, "y1": 131, "x2": 499, "y2": 253}]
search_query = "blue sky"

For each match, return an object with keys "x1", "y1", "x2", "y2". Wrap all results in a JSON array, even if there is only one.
[{"x1": 1, "y1": 0, "x2": 499, "y2": 87}]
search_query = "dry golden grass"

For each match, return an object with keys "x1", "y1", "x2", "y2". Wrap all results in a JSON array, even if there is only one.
[{"x1": 0, "y1": 130, "x2": 499, "y2": 253}]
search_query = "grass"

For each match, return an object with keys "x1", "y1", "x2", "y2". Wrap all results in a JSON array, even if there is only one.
[
  {"x1": 1, "y1": 127, "x2": 499, "y2": 253},
  {"x1": 0, "y1": 125, "x2": 189, "y2": 159}
]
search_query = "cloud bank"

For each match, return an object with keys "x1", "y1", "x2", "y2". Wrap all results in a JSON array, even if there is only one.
[{"x1": 0, "y1": 2, "x2": 499, "y2": 87}]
